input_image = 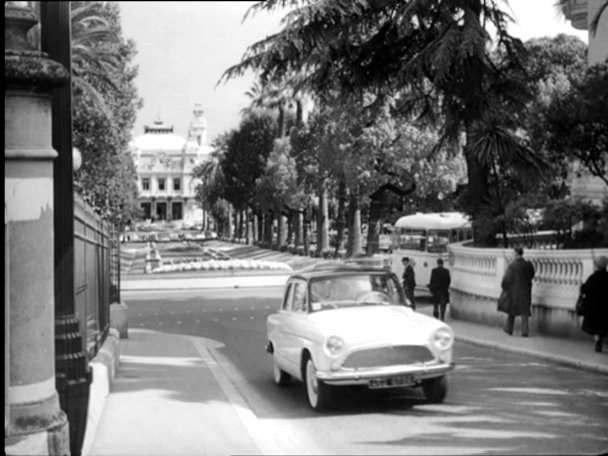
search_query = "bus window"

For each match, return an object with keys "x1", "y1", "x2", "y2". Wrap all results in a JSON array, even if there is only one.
[
  {"x1": 450, "y1": 229, "x2": 458, "y2": 243},
  {"x1": 397, "y1": 228, "x2": 426, "y2": 251},
  {"x1": 427, "y1": 230, "x2": 450, "y2": 253}
]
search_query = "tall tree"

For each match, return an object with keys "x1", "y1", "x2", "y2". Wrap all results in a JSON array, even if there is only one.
[
  {"x1": 71, "y1": 1, "x2": 142, "y2": 225},
  {"x1": 221, "y1": 112, "x2": 277, "y2": 220}
]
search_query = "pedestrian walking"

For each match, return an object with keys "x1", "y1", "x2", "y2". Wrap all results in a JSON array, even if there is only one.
[
  {"x1": 497, "y1": 247, "x2": 535, "y2": 337},
  {"x1": 428, "y1": 258, "x2": 451, "y2": 321},
  {"x1": 401, "y1": 257, "x2": 416, "y2": 310},
  {"x1": 578, "y1": 256, "x2": 608, "y2": 353}
]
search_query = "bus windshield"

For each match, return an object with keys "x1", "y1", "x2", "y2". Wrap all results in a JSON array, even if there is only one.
[
  {"x1": 427, "y1": 230, "x2": 450, "y2": 253},
  {"x1": 395, "y1": 228, "x2": 426, "y2": 251}
]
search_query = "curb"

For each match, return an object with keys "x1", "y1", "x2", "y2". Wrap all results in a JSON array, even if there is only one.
[
  {"x1": 122, "y1": 274, "x2": 291, "y2": 291},
  {"x1": 81, "y1": 328, "x2": 121, "y2": 456},
  {"x1": 455, "y1": 334, "x2": 608, "y2": 375}
]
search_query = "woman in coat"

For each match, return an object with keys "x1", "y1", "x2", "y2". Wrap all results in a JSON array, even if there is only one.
[{"x1": 580, "y1": 256, "x2": 608, "y2": 352}]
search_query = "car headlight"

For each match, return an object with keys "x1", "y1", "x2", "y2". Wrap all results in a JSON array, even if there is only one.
[
  {"x1": 325, "y1": 335, "x2": 345, "y2": 356},
  {"x1": 433, "y1": 327, "x2": 453, "y2": 351}
]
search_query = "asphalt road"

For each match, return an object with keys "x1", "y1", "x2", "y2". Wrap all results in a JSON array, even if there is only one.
[{"x1": 124, "y1": 287, "x2": 608, "y2": 455}]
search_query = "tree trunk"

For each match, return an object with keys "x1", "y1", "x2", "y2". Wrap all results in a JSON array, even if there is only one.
[
  {"x1": 265, "y1": 212, "x2": 273, "y2": 245},
  {"x1": 335, "y1": 179, "x2": 347, "y2": 256},
  {"x1": 278, "y1": 214, "x2": 287, "y2": 247},
  {"x1": 303, "y1": 219, "x2": 310, "y2": 256},
  {"x1": 257, "y1": 212, "x2": 263, "y2": 244},
  {"x1": 245, "y1": 209, "x2": 251, "y2": 244},
  {"x1": 278, "y1": 103, "x2": 286, "y2": 138},
  {"x1": 296, "y1": 98, "x2": 303, "y2": 127},
  {"x1": 464, "y1": 125, "x2": 495, "y2": 246},
  {"x1": 287, "y1": 210, "x2": 294, "y2": 246},
  {"x1": 295, "y1": 211, "x2": 304, "y2": 249},
  {"x1": 316, "y1": 180, "x2": 330, "y2": 255},
  {"x1": 347, "y1": 185, "x2": 363, "y2": 257},
  {"x1": 366, "y1": 198, "x2": 382, "y2": 255}
]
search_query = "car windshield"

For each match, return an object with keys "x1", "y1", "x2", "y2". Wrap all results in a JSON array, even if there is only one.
[{"x1": 309, "y1": 273, "x2": 405, "y2": 312}]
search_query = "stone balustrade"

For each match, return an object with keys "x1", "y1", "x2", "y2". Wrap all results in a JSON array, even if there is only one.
[{"x1": 448, "y1": 242, "x2": 608, "y2": 338}]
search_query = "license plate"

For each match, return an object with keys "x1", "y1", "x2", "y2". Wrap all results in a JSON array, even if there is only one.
[{"x1": 369, "y1": 375, "x2": 416, "y2": 389}]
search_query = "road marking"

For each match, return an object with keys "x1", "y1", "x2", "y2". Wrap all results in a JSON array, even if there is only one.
[{"x1": 190, "y1": 337, "x2": 322, "y2": 455}]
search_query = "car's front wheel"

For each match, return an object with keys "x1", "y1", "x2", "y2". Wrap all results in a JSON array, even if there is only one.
[
  {"x1": 273, "y1": 353, "x2": 291, "y2": 386},
  {"x1": 422, "y1": 376, "x2": 448, "y2": 403},
  {"x1": 304, "y1": 357, "x2": 331, "y2": 411}
]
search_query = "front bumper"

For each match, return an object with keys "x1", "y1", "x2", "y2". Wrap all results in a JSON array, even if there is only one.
[{"x1": 316, "y1": 362, "x2": 455, "y2": 386}]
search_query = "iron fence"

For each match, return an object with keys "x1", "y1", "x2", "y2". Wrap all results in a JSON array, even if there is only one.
[{"x1": 74, "y1": 195, "x2": 119, "y2": 359}]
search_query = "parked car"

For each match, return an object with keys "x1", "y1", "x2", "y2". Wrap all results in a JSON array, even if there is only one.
[{"x1": 266, "y1": 263, "x2": 455, "y2": 411}]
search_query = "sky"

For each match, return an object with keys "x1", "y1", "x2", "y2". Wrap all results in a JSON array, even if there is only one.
[{"x1": 118, "y1": 1, "x2": 588, "y2": 145}]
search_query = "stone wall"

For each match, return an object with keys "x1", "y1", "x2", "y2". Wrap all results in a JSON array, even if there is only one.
[{"x1": 448, "y1": 243, "x2": 608, "y2": 339}]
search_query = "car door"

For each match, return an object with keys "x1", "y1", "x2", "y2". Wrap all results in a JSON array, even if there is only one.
[
  {"x1": 281, "y1": 280, "x2": 312, "y2": 376},
  {"x1": 269, "y1": 281, "x2": 294, "y2": 368}
]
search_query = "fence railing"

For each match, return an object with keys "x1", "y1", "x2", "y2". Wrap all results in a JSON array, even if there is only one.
[{"x1": 74, "y1": 195, "x2": 119, "y2": 359}]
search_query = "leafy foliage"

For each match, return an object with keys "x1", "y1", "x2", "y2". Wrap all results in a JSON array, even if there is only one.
[
  {"x1": 545, "y1": 61, "x2": 608, "y2": 186},
  {"x1": 71, "y1": 1, "x2": 142, "y2": 225},
  {"x1": 222, "y1": 0, "x2": 540, "y2": 246},
  {"x1": 221, "y1": 113, "x2": 277, "y2": 211}
]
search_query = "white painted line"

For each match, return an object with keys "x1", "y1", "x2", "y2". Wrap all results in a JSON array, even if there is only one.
[{"x1": 189, "y1": 338, "x2": 322, "y2": 455}]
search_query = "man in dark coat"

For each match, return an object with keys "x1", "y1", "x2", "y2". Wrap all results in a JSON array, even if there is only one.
[
  {"x1": 401, "y1": 257, "x2": 416, "y2": 310},
  {"x1": 498, "y1": 247, "x2": 535, "y2": 337},
  {"x1": 579, "y1": 256, "x2": 608, "y2": 352},
  {"x1": 429, "y1": 258, "x2": 451, "y2": 321}
]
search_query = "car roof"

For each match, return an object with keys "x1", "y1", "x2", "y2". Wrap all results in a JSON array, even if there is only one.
[{"x1": 288, "y1": 262, "x2": 393, "y2": 281}]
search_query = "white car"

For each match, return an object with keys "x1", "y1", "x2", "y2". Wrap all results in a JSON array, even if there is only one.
[{"x1": 266, "y1": 263, "x2": 455, "y2": 411}]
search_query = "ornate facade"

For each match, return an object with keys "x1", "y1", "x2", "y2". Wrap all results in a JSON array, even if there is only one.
[{"x1": 130, "y1": 104, "x2": 212, "y2": 224}]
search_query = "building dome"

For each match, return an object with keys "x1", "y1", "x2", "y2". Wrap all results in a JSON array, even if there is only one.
[
  {"x1": 133, "y1": 133, "x2": 187, "y2": 152},
  {"x1": 132, "y1": 116, "x2": 187, "y2": 152}
]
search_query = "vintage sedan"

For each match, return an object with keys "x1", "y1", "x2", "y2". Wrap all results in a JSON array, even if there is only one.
[{"x1": 266, "y1": 263, "x2": 455, "y2": 411}]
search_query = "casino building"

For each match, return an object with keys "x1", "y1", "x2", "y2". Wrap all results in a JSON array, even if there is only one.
[{"x1": 130, "y1": 103, "x2": 212, "y2": 224}]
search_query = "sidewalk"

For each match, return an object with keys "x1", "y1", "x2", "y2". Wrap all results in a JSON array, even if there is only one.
[{"x1": 87, "y1": 241, "x2": 608, "y2": 455}]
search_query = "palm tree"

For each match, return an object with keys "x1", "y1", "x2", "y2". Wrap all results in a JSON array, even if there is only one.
[
  {"x1": 192, "y1": 135, "x2": 228, "y2": 233},
  {"x1": 242, "y1": 78, "x2": 296, "y2": 137}
]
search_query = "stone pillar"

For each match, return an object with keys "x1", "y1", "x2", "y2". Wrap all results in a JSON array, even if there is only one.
[{"x1": 5, "y1": 3, "x2": 70, "y2": 454}]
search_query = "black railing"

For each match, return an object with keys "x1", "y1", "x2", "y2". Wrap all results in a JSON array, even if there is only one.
[{"x1": 74, "y1": 195, "x2": 118, "y2": 359}]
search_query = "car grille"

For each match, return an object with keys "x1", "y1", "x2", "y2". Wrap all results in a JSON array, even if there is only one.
[{"x1": 343, "y1": 345, "x2": 434, "y2": 368}]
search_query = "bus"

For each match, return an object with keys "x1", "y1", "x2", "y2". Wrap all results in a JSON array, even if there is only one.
[{"x1": 391, "y1": 212, "x2": 472, "y2": 291}]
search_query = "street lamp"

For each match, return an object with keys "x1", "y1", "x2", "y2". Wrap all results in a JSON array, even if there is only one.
[{"x1": 73, "y1": 147, "x2": 82, "y2": 172}]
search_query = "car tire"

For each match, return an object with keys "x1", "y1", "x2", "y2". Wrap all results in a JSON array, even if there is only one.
[
  {"x1": 273, "y1": 354, "x2": 291, "y2": 386},
  {"x1": 304, "y1": 356, "x2": 331, "y2": 411},
  {"x1": 422, "y1": 376, "x2": 448, "y2": 403}
]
